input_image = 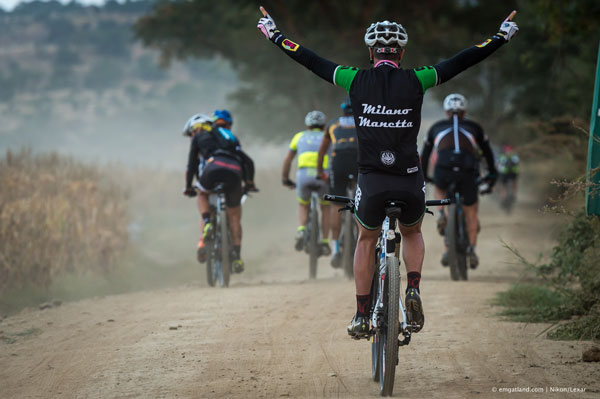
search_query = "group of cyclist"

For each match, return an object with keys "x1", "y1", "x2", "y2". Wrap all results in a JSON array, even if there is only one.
[{"x1": 181, "y1": 6, "x2": 520, "y2": 340}]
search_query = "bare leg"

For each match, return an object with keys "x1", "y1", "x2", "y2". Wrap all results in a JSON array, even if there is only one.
[
  {"x1": 226, "y1": 205, "x2": 242, "y2": 246},
  {"x1": 330, "y1": 204, "x2": 343, "y2": 240},
  {"x1": 399, "y1": 220, "x2": 425, "y2": 274},
  {"x1": 320, "y1": 203, "x2": 330, "y2": 239},
  {"x1": 298, "y1": 203, "x2": 309, "y2": 227},
  {"x1": 463, "y1": 202, "x2": 479, "y2": 246},
  {"x1": 353, "y1": 222, "x2": 381, "y2": 295},
  {"x1": 197, "y1": 191, "x2": 210, "y2": 234},
  {"x1": 434, "y1": 185, "x2": 447, "y2": 214}
]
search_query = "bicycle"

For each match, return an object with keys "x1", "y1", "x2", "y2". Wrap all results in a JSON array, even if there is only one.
[
  {"x1": 324, "y1": 193, "x2": 450, "y2": 396},
  {"x1": 336, "y1": 174, "x2": 358, "y2": 279},
  {"x1": 205, "y1": 183, "x2": 232, "y2": 288},
  {"x1": 445, "y1": 179, "x2": 491, "y2": 281}
]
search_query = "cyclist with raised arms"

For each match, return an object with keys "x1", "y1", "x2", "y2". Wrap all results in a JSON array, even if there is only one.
[
  {"x1": 317, "y1": 98, "x2": 358, "y2": 268},
  {"x1": 257, "y1": 7, "x2": 518, "y2": 337},
  {"x1": 282, "y1": 110, "x2": 332, "y2": 256},
  {"x1": 420, "y1": 94, "x2": 497, "y2": 268},
  {"x1": 184, "y1": 109, "x2": 256, "y2": 273}
]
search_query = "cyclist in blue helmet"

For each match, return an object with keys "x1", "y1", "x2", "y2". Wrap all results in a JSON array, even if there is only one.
[{"x1": 213, "y1": 109, "x2": 233, "y2": 129}]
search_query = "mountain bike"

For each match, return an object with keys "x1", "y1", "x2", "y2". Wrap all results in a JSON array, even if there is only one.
[
  {"x1": 499, "y1": 178, "x2": 516, "y2": 214},
  {"x1": 337, "y1": 174, "x2": 358, "y2": 278},
  {"x1": 205, "y1": 183, "x2": 232, "y2": 288},
  {"x1": 445, "y1": 179, "x2": 491, "y2": 281},
  {"x1": 324, "y1": 194, "x2": 451, "y2": 396}
]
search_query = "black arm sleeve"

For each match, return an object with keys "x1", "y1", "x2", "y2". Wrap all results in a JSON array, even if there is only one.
[
  {"x1": 270, "y1": 32, "x2": 338, "y2": 84},
  {"x1": 420, "y1": 129, "x2": 435, "y2": 178},
  {"x1": 473, "y1": 127, "x2": 497, "y2": 174},
  {"x1": 186, "y1": 136, "x2": 200, "y2": 188},
  {"x1": 434, "y1": 35, "x2": 505, "y2": 84},
  {"x1": 237, "y1": 149, "x2": 255, "y2": 183}
]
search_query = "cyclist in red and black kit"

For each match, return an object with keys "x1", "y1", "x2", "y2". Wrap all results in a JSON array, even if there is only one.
[
  {"x1": 257, "y1": 7, "x2": 518, "y2": 337},
  {"x1": 184, "y1": 110, "x2": 256, "y2": 273},
  {"x1": 420, "y1": 94, "x2": 497, "y2": 268}
]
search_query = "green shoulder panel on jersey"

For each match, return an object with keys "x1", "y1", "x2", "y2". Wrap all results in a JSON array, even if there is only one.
[
  {"x1": 334, "y1": 66, "x2": 359, "y2": 92},
  {"x1": 289, "y1": 131, "x2": 304, "y2": 151},
  {"x1": 413, "y1": 66, "x2": 438, "y2": 92}
]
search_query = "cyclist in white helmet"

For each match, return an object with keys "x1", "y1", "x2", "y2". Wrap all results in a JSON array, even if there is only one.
[
  {"x1": 258, "y1": 7, "x2": 518, "y2": 338},
  {"x1": 282, "y1": 110, "x2": 332, "y2": 256},
  {"x1": 421, "y1": 94, "x2": 497, "y2": 268}
]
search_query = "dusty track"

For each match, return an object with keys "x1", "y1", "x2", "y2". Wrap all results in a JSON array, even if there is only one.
[{"x1": 1, "y1": 200, "x2": 599, "y2": 398}]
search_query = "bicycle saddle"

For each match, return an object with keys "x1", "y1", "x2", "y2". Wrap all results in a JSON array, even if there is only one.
[{"x1": 384, "y1": 200, "x2": 407, "y2": 219}]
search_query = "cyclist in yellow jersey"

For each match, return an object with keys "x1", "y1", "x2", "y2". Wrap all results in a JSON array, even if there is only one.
[{"x1": 282, "y1": 111, "x2": 332, "y2": 256}]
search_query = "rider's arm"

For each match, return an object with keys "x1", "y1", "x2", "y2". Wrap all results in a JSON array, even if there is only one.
[
  {"x1": 237, "y1": 149, "x2": 255, "y2": 184},
  {"x1": 267, "y1": 31, "x2": 340, "y2": 85},
  {"x1": 316, "y1": 130, "x2": 332, "y2": 177},
  {"x1": 474, "y1": 125, "x2": 497, "y2": 174},
  {"x1": 186, "y1": 134, "x2": 200, "y2": 188},
  {"x1": 282, "y1": 150, "x2": 296, "y2": 182},
  {"x1": 412, "y1": 34, "x2": 506, "y2": 92},
  {"x1": 420, "y1": 127, "x2": 436, "y2": 179}
]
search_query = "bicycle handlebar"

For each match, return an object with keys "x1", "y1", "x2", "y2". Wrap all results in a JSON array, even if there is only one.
[{"x1": 324, "y1": 194, "x2": 453, "y2": 207}]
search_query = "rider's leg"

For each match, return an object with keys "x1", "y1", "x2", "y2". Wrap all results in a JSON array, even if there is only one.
[
  {"x1": 353, "y1": 222, "x2": 381, "y2": 295},
  {"x1": 298, "y1": 203, "x2": 309, "y2": 226},
  {"x1": 463, "y1": 201, "x2": 479, "y2": 246},
  {"x1": 197, "y1": 191, "x2": 210, "y2": 233},
  {"x1": 320, "y1": 202, "x2": 331, "y2": 240},
  {"x1": 226, "y1": 205, "x2": 242, "y2": 247},
  {"x1": 398, "y1": 220, "x2": 425, "y2": 275},
  {"x1": 331, "y1": 204, "x2": 343, "y2": 242},
  {"x1": 434, "y1": 185, "x2": 447, "y2": 214}
]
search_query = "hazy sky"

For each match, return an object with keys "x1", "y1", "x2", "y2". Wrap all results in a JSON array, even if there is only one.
[{"x1": 0, "y1": 0, "x2": 108, "y2": 11}]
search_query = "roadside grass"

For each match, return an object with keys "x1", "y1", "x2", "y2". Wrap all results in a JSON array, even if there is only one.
[
  {"x1": 495, "y1": 209, "x2": 600, "y2": 341},
  {"x1": 494, "y1": 284, "x2": 569, "y2": 323}
]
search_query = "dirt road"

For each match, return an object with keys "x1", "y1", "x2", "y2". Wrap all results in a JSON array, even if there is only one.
[{"x1": 1, "y1": 199, "x2": 599, "y2": 398}]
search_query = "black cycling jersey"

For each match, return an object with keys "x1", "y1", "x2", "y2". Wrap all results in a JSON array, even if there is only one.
[
  {"x1": 420, "y1": 118, "x2": 497, "y2": 177},
  {"x1": 268, "y1": 30, "x2": 506, "y2": 175},
  {"x1": 326, "y1": 115, "x2": 358, "y2": 155},
  {"x1": 186, "y1": 126, "x2": 255, "y2": 189}
]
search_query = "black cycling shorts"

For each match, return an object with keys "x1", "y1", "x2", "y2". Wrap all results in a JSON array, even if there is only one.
[
  {"x1": 198, "y1": 155, "x2": 243, "y2": 207},
  {"x1": 329, "y1": 151, "x2": 358, "y2": 197},
  {"x1": 433, "y1": 166, "x2": 479, "y2": 206},
  {"x1": 354, "y1": 171, "x2": 425, "y2": 229}
]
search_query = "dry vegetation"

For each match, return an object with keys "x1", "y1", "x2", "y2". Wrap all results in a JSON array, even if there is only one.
[{"x1": 0, "y1": 150, "x2": 128, "y2": 289}]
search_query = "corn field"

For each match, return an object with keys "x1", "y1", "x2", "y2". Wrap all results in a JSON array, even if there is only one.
[{"x1": 0, "y1": 150, "x2": 128, "y2": 289}]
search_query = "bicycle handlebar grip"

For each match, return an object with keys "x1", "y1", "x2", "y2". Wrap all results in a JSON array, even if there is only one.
[
  {"x1": 425, "y1": 198, "x2": 453, "y2": 206},
  {"x1": 323, "y1": 194, "x2": 352, "y2": 203}
]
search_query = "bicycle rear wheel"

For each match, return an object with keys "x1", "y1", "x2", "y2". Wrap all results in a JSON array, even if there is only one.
[
  {"x1": 446, "y1": 204, "x2": 465, "y2": 281},
  {"x1": 379, "y1": 257, "x2": 399, "y2": 396},
  {"x1": 308, "y1": 196, "x2": 319, "y2": 279},
  {"x1": 205, "y1": 240, "x2": 216, "y2": 287},
  {"x1": 218, "y1": 208, "x2": 230, "y2": 287}
]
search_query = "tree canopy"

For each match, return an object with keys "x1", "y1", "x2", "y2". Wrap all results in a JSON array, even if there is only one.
[{"x1": 135, "y1": 0, "x2": 600, "y2": 142}]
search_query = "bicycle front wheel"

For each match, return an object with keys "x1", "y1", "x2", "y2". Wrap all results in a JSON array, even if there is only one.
[{"x1": 379, "y1": 257, "x2": 399, "y2": 396}]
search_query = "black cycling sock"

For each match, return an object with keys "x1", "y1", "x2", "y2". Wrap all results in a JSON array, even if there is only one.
[
  {"x1": 202, "y1": 212, "x2": 211, "y2": 224},
  {"x1": 356, "y1": 294, "x2": 371, "y2": 318},
  {"x1": 233, "y1": 245, "x2": 241, "y2": 260},
  {"x1": 407, "y1": 272, "x2": 421, "y2": 293}
]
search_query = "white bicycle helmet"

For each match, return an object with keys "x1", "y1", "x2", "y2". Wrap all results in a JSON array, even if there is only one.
[
  {"x1": 443, "y1": 93, "x2": 467, "y2": 112},
  {"x1": 182, "y1": 113, "x2": 212, "y2": 137},
  {"x1": 364, "y1": 21, "x2": 408, "y2": 48},
  {"x1": 304, "y1": 110, "x2": 327, "y2": 127}
]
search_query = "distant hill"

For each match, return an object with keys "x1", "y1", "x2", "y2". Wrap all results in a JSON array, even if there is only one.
[{"x1": 0, "y1": 0, "x2": 237, "y2": 168}]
